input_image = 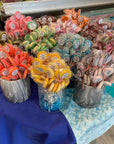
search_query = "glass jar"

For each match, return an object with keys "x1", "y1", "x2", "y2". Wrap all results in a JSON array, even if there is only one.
[{"x1": 38, "y1": 84, "x2": 64, "y2": 112}]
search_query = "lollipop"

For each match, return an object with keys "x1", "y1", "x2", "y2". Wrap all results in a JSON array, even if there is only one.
[
  {"x1": 23, "y1": 25, "x2": 56, "y2": 55},
  {"x1": 30, "y1": 51, "x2": 72, "y2": 93},
  {"x1": 0, "y1": 44, "x2": 32, "y2": 81},
  {"x1": 5, "y1": 11, "x2": 37, "y2": 39},
  {"x1": 74, "y1": 49, "x2": 114, "y2": 89}
]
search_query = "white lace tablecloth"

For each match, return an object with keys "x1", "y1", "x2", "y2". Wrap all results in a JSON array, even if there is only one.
[{"x1": 61, "y1": 88, "x2": 114, "y2": 144}]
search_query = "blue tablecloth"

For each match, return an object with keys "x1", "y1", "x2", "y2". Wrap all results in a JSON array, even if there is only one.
[
  {"x1": 61, "y1": 88, "x2": 114, "y2": 144},
  {"x1": 0, "y1": 79, "x2": 76, "y2": 144}
]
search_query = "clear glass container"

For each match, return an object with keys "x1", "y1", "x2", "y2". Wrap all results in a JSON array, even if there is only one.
[{"x1": 38, "y1": 84, "x2": 64, "y2": 112}]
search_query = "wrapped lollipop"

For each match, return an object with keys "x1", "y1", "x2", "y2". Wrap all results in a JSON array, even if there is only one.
[
  {"x1": 5, "y1": 11, "x2": 37, "y2": 39},
  {"x1": 0, "y1": 31, "x2": 23, "y2": 46},
  {"x1": 92, "y1": 30, "x2": 114, "y2": 54},
  {"x1": 35, "y1": 15, "x2": 57, "y2": 27},
  {"x1": 50, "y1": 9, "x2": 89, "y2": 35},
  {"x1": 54, "y1": 33, "x2": 92, "y2": 68},
  {"x1": 81, "y1": 18, "x2": 113, "y2": 41},
  {"x1": 30, "y1": 51, "x2": 71, "y2": 92},
  {"x1": 30, "y1": 51, "x2": 72, "y2": 112},
  {"x1": 73, "y1": 49, "x2": 114, "y2": 108},
  {"x1": 0, "y1": 44, "x2": 32, "y2": 103},
  {"x1": 74, "y1": 49, "x2": 114, "y2": 89},
  {"x1": 51, "y1": 19, "x2": 81, "y2": 35},
  {"x1": 23, "y1": 25, "x2": 56, "y2": 55}
]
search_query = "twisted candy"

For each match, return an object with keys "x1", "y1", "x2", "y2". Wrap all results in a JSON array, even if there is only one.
[
  {"x1": 5, "y1": 11, "x2": 37, "y2": 38},
  {"x1": 54, "y1": 33, "x2": 92, "y2": 66},
  {"x1": 35, "y1": 15, "x2": 57, "y2": 27},
  {"x1": 23, "y1": 25, "x2": 56, "y2": 55},
  {"x1": 30, "y1": 51, "x2": 71, "y2": 93},
  {"x1": 81, "y1": 18, "x2": 113, "y2": 41},
  {"x1": 75, "y1": 49, "x2": 114, "y2": 89},
  {"x1": 92, "y1": 30, "x2": 114, "y2": 54},
  {"x1": 0, "y1": 44, "x2": 32, "y2": 81},
  {"x1": 61, "y1": 9, "x2": 89, "y2": 29}
]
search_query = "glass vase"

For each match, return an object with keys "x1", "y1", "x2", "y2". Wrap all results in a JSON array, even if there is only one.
[{"x1": 38, "y1": 84, "x2": 64, "y2": 112}]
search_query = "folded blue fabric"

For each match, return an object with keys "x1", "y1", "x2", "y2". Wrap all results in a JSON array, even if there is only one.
[{"x1": 0, "y1": 79, "x2": 76, "y2": 144}]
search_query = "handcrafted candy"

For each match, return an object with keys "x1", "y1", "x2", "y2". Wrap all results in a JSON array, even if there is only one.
[
  {"x1": 5, "y1": 11, "x2": 37, "y2": 39},
  {"x1": 74, "y1": 49, "x2": 114, "y2": 88},
  {"x1": 92, "y1": 30, "x2": 114, "y2": 54},
  {"x1": 23, "y1": 25, "x2": 56, "y2": 55},
  {"x1": 54, "y1": 33, "x2": 92, "y2": 68},
  {"x1": 30, "y1": 51, "x2": 72, "y2": 93},
  {"x1": 35, "y1": 15, "x2": 57, "y2": 27},
  {"x1": 0, "y1": 44, "x2": 32, "y2": 81},
  {"x1": 81, "y1": 18, "x2": 113, "y2": 41}
]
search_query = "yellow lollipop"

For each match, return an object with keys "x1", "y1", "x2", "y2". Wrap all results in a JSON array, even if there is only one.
[
  {"x1": 60, "y1": 69, "x2": 71, "y2": 79},
  {"x1": 51, "y1": 52, "x2": 61, "y2": 61},
  {"x1": 32, "y1": 58, "x2": 42, "y2": 66},
  {"x1": 37, "y1": 51, "x2": 47, "y2": 62},
  {"x1": 35, "y1": 65, "x2": 46, "y2": 73},
  {"x1": 45, "y1": 67, "x2": 54, "y2": 78}
]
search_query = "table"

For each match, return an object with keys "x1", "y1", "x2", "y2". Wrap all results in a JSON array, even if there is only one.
[{"x1": 61, "y1": 88, "x2": 114, "y2": 144}]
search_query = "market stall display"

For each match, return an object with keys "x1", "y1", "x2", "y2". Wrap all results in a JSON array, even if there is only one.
[
  {"x1": 30, "y1": 51, "x2": 72, "y2": 111},
  {"x1": 0, "y1": 44, "x2": 32, "y2": 103}
]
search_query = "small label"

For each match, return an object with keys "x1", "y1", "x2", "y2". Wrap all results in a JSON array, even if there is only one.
[
  {"x1": 102, "y1": 25, "x2": 108, "y2": 30},
  {"x1": 93, "y1": 77, "x2": 102, "y2": 83},
  {"x1": 74, "y1": 13, "x2": 77, "y2": 19},
  {"x1": 12, "y1": 69, "x2": 18, "y2": 76},
  {"x1": 2, "y1": 70, "x2": 8, "y2": 76},
  {"x1": 46, "y1": 71, "x2": 51, "y2": 77},
  {"x1": 68, "y1": 14, "x2": 72, "y2": 19},
  {"x1": 74, "y1": 41, "x2": 80, "y2": 48},
  {"x1": 104, "y1": 70, "x2": 113, "y2": 76},
  {"x1": 63, "y1": 56, "x2": 70, "y2": 62},
  {"x1": 62, "y1": 73, "x2": 68, "y2": 79},
  {"x1": 2, "y1": 34, "x2": 7, "y2": 41},
  {"x1": 10, "y1": 23, "x2": 15, "y2": 30},
  {"x1": 16, "y1": 13, "x2": 21, "y2": 19},
  {"x1": 73, "y1": 56, "x2": 80, "y2": 62},
  {"x1": 78, "y1": 17, "x2": 83, "y2": 22},
  {"x1": 48, "y1": 17, "x2": 52, "y2": 22},
  {"x1": 33, "y1": 61, "x2": 40, "y2": 66},
  {"x1": 37, "y1": 67, "x2": 44, "y2": 73},
  {"x1": 98, "y1": 19, "x2": 103, "y2": 24},
  {"x1": 39, "y1": 54, "x2": 46, "y2": 61},
  {"x1": 58, "y1": 39, "x2": 65, "y2": 45},
  {"x1": 105, "y1": 54, "x2": 111, "y2": 64},
  {"x1": 40, "y1": 31, "x2": 45, "y2": 37},
  {"x1": 29, "y1": 22, "x2": 37, "y2": 30},
  {"x1": 42, "y1": 17, "x2": 46, "y2": 22},
  {"x1": 14, "y1": 32, "x2": 19, "y2": 37},
  {"x1": 93, "y1": 57, "x2": 99, "y2": 66}
]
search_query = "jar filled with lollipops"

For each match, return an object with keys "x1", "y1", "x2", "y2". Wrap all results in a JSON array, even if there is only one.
[
  {"x1": 30, "y1": 51, "x2": 72, "y2": 112},
  {"x1": 0, "y1": 44, "x2": 32, "y2": 103},
  {"x1": 73, "y1": 49, "x2": 114, "y2": 108}
]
